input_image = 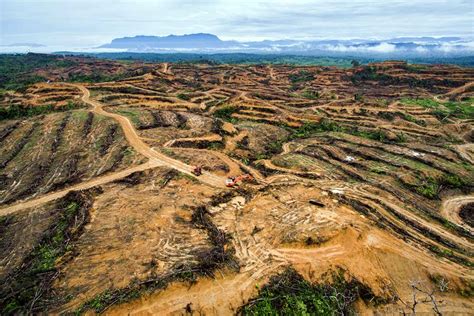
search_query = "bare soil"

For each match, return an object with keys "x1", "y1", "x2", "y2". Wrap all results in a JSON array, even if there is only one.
[{"x1": 0, "y1": 58, "x2": 473, "y2": 315}]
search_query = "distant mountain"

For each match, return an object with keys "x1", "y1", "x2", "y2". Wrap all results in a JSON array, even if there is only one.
[
  {"x1": 100, "y1": 33, "x2": 239, "y2": 50},
  {"x1": 2, "y1": 43, "x2": 46, "y2": 48},
  {"x1": 99, "y1": 33, "x2": 474, "y2": 57}
]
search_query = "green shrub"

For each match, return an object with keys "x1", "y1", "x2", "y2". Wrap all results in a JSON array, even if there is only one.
[
  {"x1": 241, "y1": 268, "x2": 377, "y2": 315},
  {"x1": 415, "y1": 178, "x2": 440, "y2": 199},
  {"x1": 354, "y1": 93, "x2": 364, "y2": 101},
  {"x1": 213, "y1": 105, "x2": 238, "y2": 121},
  {"x1": 441, "y1": 174, "x2": 465, "y2": 188},
  {"x1": 401, "y1": 98, "x2": 474, "y2": 120},
  {"x1": 288, "y1": 70, "x2": 315, "y2": 83},
  {"x1": 300, "y1": 90, "x2": 320, "y2": 99},
  {"x1": 355, "y1": 129, "x2": 387, "y2": 142},
  {"x1": 291, "y1": 119, "x2": 343, "y2": 139},
  {"x1": 177, "y1": 93, "x2": 191, "y2": 101},
  {"x1": 67, "y1": 72, "x2": 128, "y2": 83}
]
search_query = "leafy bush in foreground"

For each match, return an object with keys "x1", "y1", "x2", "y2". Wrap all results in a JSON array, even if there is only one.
[{"x1": 240, "y1": 268, "x2": 380, "y2": 315}]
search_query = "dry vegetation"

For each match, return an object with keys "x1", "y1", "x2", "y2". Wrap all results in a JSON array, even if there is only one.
[{"x1": 0, "y1": 56, "x2": 473, "y2": 315}]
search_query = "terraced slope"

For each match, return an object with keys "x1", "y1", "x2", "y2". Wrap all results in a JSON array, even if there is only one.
[{"x1": 0, "y1": 57, "x2": 473, "y2": 315}]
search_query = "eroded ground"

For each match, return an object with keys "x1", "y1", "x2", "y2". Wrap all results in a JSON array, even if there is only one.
[{"x1": 0, "y1": 57, "x2": 473, "y2": 315}]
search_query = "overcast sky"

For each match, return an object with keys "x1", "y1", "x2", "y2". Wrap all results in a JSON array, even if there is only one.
[{"x1": 1, "y1": 0, "x2": 473, "y2": 47}]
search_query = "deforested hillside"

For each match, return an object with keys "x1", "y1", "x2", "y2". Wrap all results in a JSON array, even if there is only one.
[{"x1": 0, "y1": 55, "x2": 473, "y2": 315}]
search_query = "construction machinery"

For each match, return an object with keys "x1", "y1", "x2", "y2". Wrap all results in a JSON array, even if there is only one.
[
  {"x1": 192, "y1": 166, "x2": 202, "y2": 176},
  {"x1": 226, "y1": 174, "x2": 254, "y2": 187}
]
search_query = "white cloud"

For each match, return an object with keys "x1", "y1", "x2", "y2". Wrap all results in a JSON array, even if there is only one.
[
  {"x1": 370, "y1": 43, "x2": 397, "y2": 53},
  {"x1": 322, "y1": 43, "x2": 397, "y2": 53},
  {"x1": 415, "y1": 46, "x2": 429, "y2": 53},
  {"x1": 1, "y1": 0, "x2": 472, "y2": 47}
]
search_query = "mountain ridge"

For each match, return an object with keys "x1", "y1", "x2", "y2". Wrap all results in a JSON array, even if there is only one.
[{"x1": 99, "y1": 33, "x2": 473, "y2": 57}]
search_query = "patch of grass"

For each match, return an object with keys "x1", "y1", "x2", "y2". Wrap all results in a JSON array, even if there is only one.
[
  {"x1": 74, "y1": 262, "x2": 216, "y2": 315},
  {"x1": 401, "y1": 98, "x2": 440, "y2": 108},
  {"x1": 288, "y1": 70, "x2": 315, "y2": 83},
  {"x1": 355, "y1": 129, "x2": 387, "y2": 142},
  {"x1": 459, "y1": 280, "x2": 474, "y2": 297},
  {"x1": 377, "y1": 111, "x2": 396, "y2": 121},
  {"x1": 351, "y1": 66, "x2": 391, "y2": 83},
  {"x1": 176, "y1": 93, "x2": 191, "y2": 101},
  {"x1": 0, "y1": 214, "x2": 11, "y2": 228},
  {"x1": 429, "y1": 244, "x2": 473, "y2": 267},
  {"x1": 160, "y1": 148, "x2": 191, "y2": 164},
  {"x1": 415, "y1": 178, "x2": 439, "y2": 199},
  {"x1": 369, "y1": 166, "x2": 387, "y2": 175},
  {"x1": 404, "y1": 64, "x2": 428, "y2": 73},
  {"x1": 176, "y1": 171, "x2": 199, "y2": 183},
  {"x1": 161, "y1": 147, "x2": 176, "y2": 157},
  {"x1": 213, "y1": 105, "x2": 238, "y2": 122},
  {"x1": 408, "y1": 173, "x2": 469, "y2": 199},
  {"x1": 267, "y1": 140, "x2": 285, "y2": 155},
  {"x1": 354, "y1": 93, "x2": 364, "y2": 102},
  {"x1": 72, "y1": 109, "x2": 91, "y2": 121},
  {"x1": 116, "y1": 109, "x2": 142, "y2": 126},
  {"x1": 207, "y1": 142, "x2": 224, "y2": 150},
  {"x1": 67, "y1": 72, "x2": 129, "y2": 83},
  {"x1": 74, "y1": 282, "x2": 147, "y2": 315},
  {"x1": 406, "y1": 173, "x2": 467, "y2": 200},
  {"x1": 240, "y1": 268, "x2": 383, "y2": 315},
  {"x1": 396, "y1": 132, "x2": 408, "y2": 143},
  {"x1": 441, "y1": 173, "x2": 466, "y2": 188},
  {"x1": 286, "y1": 119, "x2": 406, "y2": 145},
  {"x1": 290, "y1": 119, "x2": 344, "y2": 139},
  {"x1": 300, "y1": 89, "x2": 320, "y2": 99},
  {"x1": 376, "y1": 111, "x2": 422, "y2": 126},
  {"x1": 401, "y1": 98, "x2": 474, "y2": 120}
]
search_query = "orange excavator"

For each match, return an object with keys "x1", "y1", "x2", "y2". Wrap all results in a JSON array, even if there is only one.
[{"x1": 226, "y1": 174, "x2": 254, "y2": 187}]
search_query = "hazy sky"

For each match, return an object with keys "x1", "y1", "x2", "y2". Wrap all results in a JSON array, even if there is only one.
[{"x1": 1, "y1": 0, "x2": 473, "y2": 47}]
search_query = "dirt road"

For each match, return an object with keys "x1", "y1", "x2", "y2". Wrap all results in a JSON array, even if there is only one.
[
  {"x1": 440, "y1": 195, "x2": 474, "y2": 233},
  {"x1": 162, "y1": 63, "x2": 171, "y2": 74},
  {"x1": 0, "y1": 84, "x2": 230, "y2": 216},
  {"x1": 0, "y1": 161, "x2": 161, "y2": 216},
  {"x1": 74, "y1": 84, "x2": 227, "y2": 188}
]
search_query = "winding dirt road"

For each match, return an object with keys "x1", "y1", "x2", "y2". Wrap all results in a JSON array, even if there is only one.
[
  {"x1": 74, "y1": 84, "x2": 227, "y2": 188},
  {"x1": 0, "y1": 84, "x2": 229, "y2": 216},
  {"x1": 0, "y1": 161, "x2": 162, "y2": 216},
  {"x1": 441, "y1": 195, "x2": 474, "y2": 233}
]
